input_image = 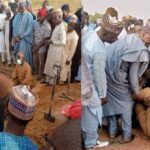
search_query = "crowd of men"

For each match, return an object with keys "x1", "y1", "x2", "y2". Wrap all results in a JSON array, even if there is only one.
[
  {"x1": 0, "y1": 0, "x2": 81, "y2": 149},
  {"x1": 82, "y1": 7, "x2": 150, "y2": 150},
  {"x1": 0, "y1": 0, "x2": 81, "y2": 87}
]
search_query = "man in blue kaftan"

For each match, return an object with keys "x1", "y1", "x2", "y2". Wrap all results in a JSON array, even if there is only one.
[
  {"x1": 13, "y1": 1, "x2": 34, "y2": 68},
  {"x1": 81, "y1": 15, "x2": 123, "y2": 149}
]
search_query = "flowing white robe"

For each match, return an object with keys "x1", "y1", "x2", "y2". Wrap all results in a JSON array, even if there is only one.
[
  {"x1": 4, "y1": 19, "x2": 11, "y2": 64},
  {"x1": 0, "y1": 13, "x2": 5, "y2": 54},
  {"x1": 60, "y1": 30, "x2": 79, "y2": 82},
  {"x1": 44, "y1": 22, "x2": 66, "y2": 83}
]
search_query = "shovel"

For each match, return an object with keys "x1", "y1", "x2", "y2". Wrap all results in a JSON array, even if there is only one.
[
  {"x1": 60, "y1": 68, "x2": 75, "y2": 101},
  {"x1": 44, "y1": 65, "x2": 61, "y2": 123}
]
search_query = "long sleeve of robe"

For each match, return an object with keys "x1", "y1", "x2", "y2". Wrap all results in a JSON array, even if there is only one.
[
  {"x1": 81, "y1": 30, "x2": 107, "y2": 107},
  {"x1": 67, "y1": 34, "x2": 79, "y2": 61},
  {"x1": 129, "y1": 62, "x2": 141, "y2": 94},
  {"x1": 93, "y1": 52, "x2": 107, "y2": 99},
  {"x1": 52, "y1": 24, "x2": 66, "y2": 46}
]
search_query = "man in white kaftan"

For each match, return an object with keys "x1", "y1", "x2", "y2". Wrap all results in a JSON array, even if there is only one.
[
  {"x1": 44, "y1": 9, "x2": 66, "y2": 85},
  {"x1": 60, "y1": 15, "x2": 79, "y2": 83}
]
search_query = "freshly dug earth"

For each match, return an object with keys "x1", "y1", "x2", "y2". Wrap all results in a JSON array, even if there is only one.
[
  {"x1": 96, "y1": 129, "x2": 150, "y2": 150},
  {"x1": 25, "y1": 82, "x2": 81, "y2": 149},
  {"x1": 0, "y1": 64, "x2": 81, "y2": 149},
  {"x1": 1, "y1": 64, "x2": 150, "y2": 150}
]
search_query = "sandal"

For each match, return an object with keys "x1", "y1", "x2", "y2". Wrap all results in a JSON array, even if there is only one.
[
  {"x1": 118, "y1": 134, "x2": 135, "y2": 144},
  {"x1": 110, "y1": 130, "x2": 122, "y2": 139}
]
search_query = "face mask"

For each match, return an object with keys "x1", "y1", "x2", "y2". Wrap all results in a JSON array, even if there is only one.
[{"x1": 17, "y1": 59, "x2": 23, "y2": 65}]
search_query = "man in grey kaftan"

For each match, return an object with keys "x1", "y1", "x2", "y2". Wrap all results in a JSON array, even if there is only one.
[{"x1": 103, "y1": 33, "x2": 149, "y2": 142}]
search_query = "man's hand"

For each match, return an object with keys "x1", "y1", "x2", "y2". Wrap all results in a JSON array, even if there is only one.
[
  {"x1": 134, "y1": 93, "x2": 144, "y2": 102},
  {"x1": 49, "y1": 40, "x2": 53, "y2": 44},
  {"x1": 139, "y1": 78, "x2": 146, "y2": 87},
  {"x1": 101, "y1": 97, "x2": 108, "y2": 106},
  {"x1": 66, "y1": 60, "x2": 70, "y2": 65},
  {"x1": 14, "y1": 36, "x2": 21, "y2": 43},
  {"x1": 33, "y1": 44, "x2": 39, "y2": 52},
  {"x1": 45, "y1": 40, "x2": 51, "y2": 47}
]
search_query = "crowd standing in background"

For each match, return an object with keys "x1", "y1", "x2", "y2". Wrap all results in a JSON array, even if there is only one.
[
  {"x1": 0, "y1": 0, "x2": 81, "y2": 85},
  {"x1": 0, "y1": 0, "x2": 81, "y2": 149}
]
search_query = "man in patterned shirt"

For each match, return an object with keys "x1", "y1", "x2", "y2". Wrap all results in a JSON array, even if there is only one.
[
  {"x1": 0, "y1": 85, "x2": 38, "y2": 150},
  {"x1": 33, "y1": 8, "x2": 51, "y2": 80}
]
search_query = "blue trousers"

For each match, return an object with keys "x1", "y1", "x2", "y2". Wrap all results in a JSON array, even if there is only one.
[
  {"x1": 108, "y1": 110, "x2": 133, "y2": 139},
  {"x1": 81, "y1": 106, "x2": 102, "y2": 148}
]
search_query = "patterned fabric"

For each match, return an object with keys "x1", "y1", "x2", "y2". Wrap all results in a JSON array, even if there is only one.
[
  {"x1": 8, "y1": 85, "x2": 38, "y2": 121},
  {"x1": 101, "y1": 15, "x2": 123, "y2": 35},
  {"x1": 0, "y1": 132, "x2": 38, "y2": 150},
  {"x1": 33, "y1": 20, "x2": 51, "y2": 53}
]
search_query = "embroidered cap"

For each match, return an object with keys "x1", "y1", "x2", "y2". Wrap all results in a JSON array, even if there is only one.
[
  {"x1": 101, "y1": 15, "x2": 123, "y2": 35},
  {"x1": 8, "y1": 85, "x2": 39, "y2": 121}
]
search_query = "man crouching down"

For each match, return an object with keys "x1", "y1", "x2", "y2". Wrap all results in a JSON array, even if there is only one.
[
  {"x1": 103, "y1": 25, "x2": 150, "y2": 143},
  {"x1": 12, "y1": 52, "x2": 35, "y2": 89},
  {"x1": 81, "y1": 15, "x2": 123, "y2": 149}
]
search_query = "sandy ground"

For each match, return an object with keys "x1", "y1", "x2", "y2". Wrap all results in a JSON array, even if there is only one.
[
  {"x1": 1, "y1": 64, "x2": 150, "y2": 150},
  {"x1": 0, "y1": 64, "x2": 81, "y2": 149},
  {"x1": 26, "y1": 82, "x2": 81, "y2": 149},
  {"x1": 96, "y1": 129, "x2": 150, "y2": 150}
]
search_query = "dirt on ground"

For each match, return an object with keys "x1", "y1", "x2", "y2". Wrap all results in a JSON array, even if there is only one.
[
  {"x1": 1, "y1": 64, "x2": 150, "y2": 150},
  {"x1": 96, "y1": 128, "x2": 150, "y2": 150},
  {"x1": 25, "y1": 82, "x2": 81, "y2": 150},
  {"x1": 0, "y1": 64, "x2": 81, "y2": 149}
]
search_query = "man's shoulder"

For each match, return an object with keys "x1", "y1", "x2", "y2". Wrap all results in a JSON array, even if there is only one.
[
  {"x1": 83, "y1": 30, "x2": 96, "y2": 39},
  {"x1": 24, "y1": 12, "x2": 34, "y2": 20},
  {"x1": 0, "y1": 132, "x2": 6, "y2": 137},
  {"x1": 0, "y1": 133, "x2": 38, "y2": 150},
  {"x1": 43, "y1": 20, "x2": 51, "y2": 28},
  {"x1": 23, "y1": 62, "x2": 32, "y2": 69},
  {"x1": 23, "y1": 137, "x2": 38, "y2": 149},
  {"x1": 124, "y1": 34, "x2": 144, "y2": 47},
  {"x1": 82, "y1": 30, "x2": 102, "y2": 46},
  {"x1": 83, "y1": 30, "x2": 106, "y2": 56},
  {"x1": 59, "y1": 21, "x2": 67, "y2": 29}
]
